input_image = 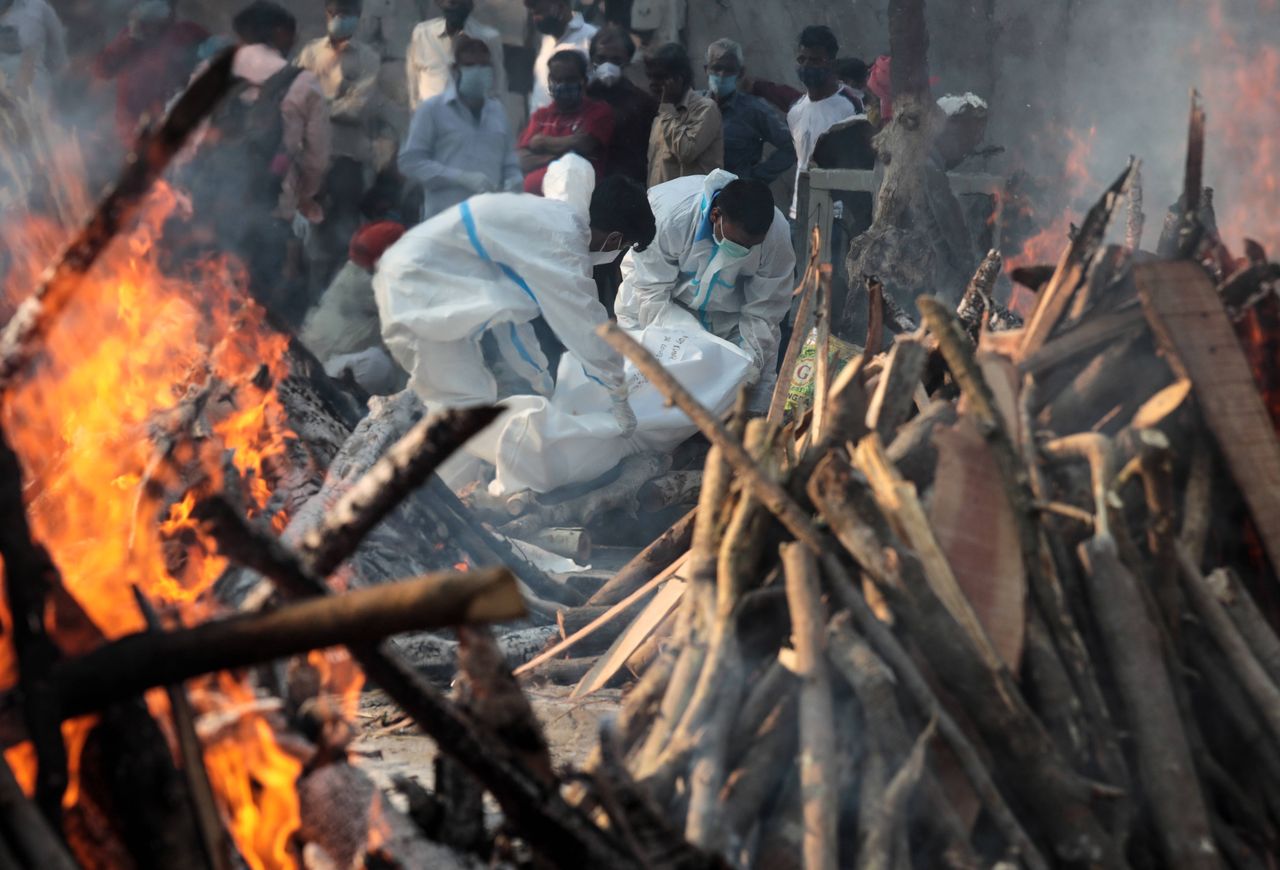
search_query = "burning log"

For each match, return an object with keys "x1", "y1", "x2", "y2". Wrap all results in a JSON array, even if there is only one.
[
  {"x1": 49, "y1": 569, "x2": 522, "y2": 721},
  {"x1": 0, "y1": 423, "x2": 75, "y2": 823},
  {"x1": 133, "y1": 589, "x2": 231, "y2": 870}
]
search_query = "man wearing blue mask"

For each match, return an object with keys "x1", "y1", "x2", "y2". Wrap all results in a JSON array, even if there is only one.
[
  {"x1": 399, "y1": 36, "x2": 522, "y2": 220},
  {"x1": 517, "y1": 49, "x2": 613, "y2": 195},
  {"x1": 702, "y1": 38, "x2": 795, "y2": 187},
  {"x1": 617, "y1": 171, "x2": 795, "y2": 412},
  {"x1": 786, "y1": 25, "x2": 865, "y2": 220}
]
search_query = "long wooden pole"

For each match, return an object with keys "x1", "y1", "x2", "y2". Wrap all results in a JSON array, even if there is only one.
[{"x1": 55, "y1": 569, "x2": 523, "y2": 720}]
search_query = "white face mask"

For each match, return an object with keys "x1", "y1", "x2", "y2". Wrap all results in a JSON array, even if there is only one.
[
  {"x1": 590, "y1": 62, "x2": 622, "y2": 87},
  {"x1": 589, "y1": 249, "x2": 623, "y2": 267}
]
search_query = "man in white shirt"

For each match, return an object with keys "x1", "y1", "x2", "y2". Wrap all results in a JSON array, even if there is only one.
[
  {"x1": 399, "y1": 36, "x2": 522, "y2": 220},
  {"x1": 786, "y1": 25, "x2": 864, "y2": 219},
  {"x1": 406, "y1": 0, "x2": 505, "y2": 108},
  {"x1": 524, "y1": 0, "x2": 595, "y2": 113}
]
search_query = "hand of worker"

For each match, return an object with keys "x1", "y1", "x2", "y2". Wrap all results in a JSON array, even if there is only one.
[
  {"x1": 457, "y1": 171, "x2": 496, "y2": 194},
  {"x1": 610, "y1": 389, "x2": 638, "y2": 437}
]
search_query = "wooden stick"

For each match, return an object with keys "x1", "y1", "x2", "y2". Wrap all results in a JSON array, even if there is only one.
[
  {"x1": 1208, "y1": 568, "x2": 1280, "y2": 688},
  {"x1": 301, "y1": 407, "x2": 501, "y2": 575},
  {"x1": 957, "y1": 249, "x2": 1003, "y2": 338},
  {"x1": 1016, "y1": 162, "x2": 1136, "y2": 359},
  {"x1": 859, "y1": 719, "x2": 936, "y2": 870},
  {"x1": 1126, "y1": 160, "x2": 1145, "y2": 251},
  {"x1": 514, "y1": 555, "x2": 686, "y2": 677},
  {"x1": 1177, "y1": 545, "x2": 1280, "y2": 749},
  {"x1": 827, "y1": 616, "x2": 979, "y2": 866},
  {"x1": 813, "y1": 265, "x2": 836, "y2": 440},
  {"x1": 782, "y1": 543, "x2": 837, "y2": 870},
  {"x1": 854, "y1": 434, "x2": 1007, "y2": 671},
  {"x1": 194, "y1": 501, "x2": 639, "y2": 869},
  {"x1": 55, "y1": 569, "x2": 523, "y2": 720},
  {"x1": 865, "y1": 337, "x2": 927, "y2": 440},
  {"x1": 768, "y1": 226, "x2": 824, "y2": 425},
  {"x1": 721, "y1": 690, "x2": 799, "y2": 839},
  {"x1": 588, "y1": 508, "x2": 694, "y2": 606},
  {"x1": 861, "y1": 273, "x2": 886, "y2": 371},
  {"x1": 132, "y1": 589, "x2": 231, "y2": 870},
  {"x1": 632, "y1": 419, "x2": 739, "y2": 776},
  {"x1": 0, "y1": 49, "x2": 236, "y2": 390},
  {"x1": 0, "y1": 753, "x2": 77, "y2": 870},
  {"x1": 685, "y1": 421, "x2": 775, "y2": 846},
  {"x1": 0, "y1": 425, "x2": 68, "y2": 824},
  {"x1": 1079, "y1": 535, "x2": 1219, "y2": 869},
  {"x1": 599, "y1": 321, "x2": 1051, "y2": 869}
]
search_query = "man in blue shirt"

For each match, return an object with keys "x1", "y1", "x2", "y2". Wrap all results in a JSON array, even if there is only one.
[
  {"x1": 702, "y1": 38, "x2": 795, "y2": 187},
  {"x1": 398, "y1": 37, "x2": 523, "y2": 221}
]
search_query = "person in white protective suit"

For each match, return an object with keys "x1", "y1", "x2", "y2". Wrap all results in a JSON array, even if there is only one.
[
  {"x1": 616, "y1": 171, "x2": 796, "y2": 412},
  {"x1": 373, "y1": 153, "x2": 656, "y2": 431}
]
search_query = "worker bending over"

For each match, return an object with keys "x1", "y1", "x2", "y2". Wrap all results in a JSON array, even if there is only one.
[
  {"x1": 374, "y1": 154, "x2": 655, "y2": 433},
  {"x1": 616, "y1": 172, "x2": 795, "y2": 412}
]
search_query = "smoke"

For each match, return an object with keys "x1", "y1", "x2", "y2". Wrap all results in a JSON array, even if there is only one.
[{"x1": 994, "y1": 0, "x2": 1279, "y2": 252}]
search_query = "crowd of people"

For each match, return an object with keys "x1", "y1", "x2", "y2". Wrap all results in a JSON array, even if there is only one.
[{"x1": 1, "y1": 0, "x2": 896, "y2": 457}]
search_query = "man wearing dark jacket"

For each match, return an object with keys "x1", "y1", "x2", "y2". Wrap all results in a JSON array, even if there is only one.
[
  {"x1": 702, "y1": 37, "x2": 795, "y2": 186},
  {"x1": 585, "y1": 23, "x2": 655, "y2": 186}
]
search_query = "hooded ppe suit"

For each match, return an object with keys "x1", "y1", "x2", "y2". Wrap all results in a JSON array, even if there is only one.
[
  {"x1": 616, "y1": 170, "x2": 795, "y2": 410},
  {"x1": 373, "y1": 155, "x2": 625, "y2": 409}
]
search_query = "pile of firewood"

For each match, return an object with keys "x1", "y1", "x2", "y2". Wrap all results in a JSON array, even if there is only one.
[{"x1": 515, "y1": 104, "x2": 1280, "y2": 869}]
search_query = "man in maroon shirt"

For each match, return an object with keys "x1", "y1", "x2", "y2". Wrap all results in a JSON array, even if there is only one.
[
  {"x1": 94, "y1": 1, "x2": 208, "y2": 143},
  {"x1": 585, "y1": 23, "x2": 656, "y2": 186},
  {"x1": 517, "y1": 49, "x2": 614, "y2": 195}
]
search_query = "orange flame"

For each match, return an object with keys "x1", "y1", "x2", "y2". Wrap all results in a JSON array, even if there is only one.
[
  {"x1": 0, "y1": 141, "x2": 307, "y2": 863},
  {"x1": 1193, "y1": 0, "x2": 1280, "y2": 256}
]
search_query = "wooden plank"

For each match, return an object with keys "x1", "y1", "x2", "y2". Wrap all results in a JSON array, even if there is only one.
[
  {"x1": 1136, "y1": 261, "x2": 1280, "y2": 572},
  {"x1": 512, "y1": 553, "x2": 688, "y2": 677},
  {"x1": 570, "y1": 579, "x2": 687, "y2": 700},
  {"x1": 927, "y1": 417, "x2": 1027, "y2": 670}
]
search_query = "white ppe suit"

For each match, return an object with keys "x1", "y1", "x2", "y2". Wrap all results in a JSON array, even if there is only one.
[
  {"x1": 616, "y1": 170, "x2": 796, "y2": 410},
  {"x1": 373, "y1": 155, "x2": 625, "y2": 409}
]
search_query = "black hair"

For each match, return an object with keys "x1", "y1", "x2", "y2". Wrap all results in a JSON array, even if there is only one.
[
  {"x1": 798, "y1": 25, "x2": 839, "y2": 60},
  {"x1": 590, "y1": 175, "x2": 657, "y2": 251},
  {"x1": 233, "y1": 1, "x2": 296, "y2": 44},
  {"x1": 455, "y1": 35, "x2": 492, "y2": 61},
  {"x1": 590, "y1": 23, "x2": 637, "y2": 61},
  {"x1": 548, "y1": 48, "x2": 589, "y2": 80},
  {"x1": 836, "y1": 56, "x2": 868, "y2": 86},
  {"x1": 325, "y1": 0, "x2": 363, "y2": 13},
  {"x1": 715, "y1": 179, "x2": 776, "y2": 236},
  {"x1": 645, "y1": 43, "x2": 693, "y2": 85}
]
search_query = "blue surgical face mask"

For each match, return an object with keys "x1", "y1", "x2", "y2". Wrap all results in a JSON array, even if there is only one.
[
  {"x1": 714, "y1": 219, "x2": 752, "y2": 261},
  {"x1": 707, "y1": 73, "x2": 738, "y2": 98},
  {"x1": 328, "y1": 13, "x2": 360, "y2": 41},
  {"x1": 797, "y1": 65, "x2": 831, "y2": 90},
  {"x1": 551, "y1": 81, "x2": 584, "y2": 109},
  {"x1": 456, "y1": 65, "x2": 493, "y2": 101}
]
